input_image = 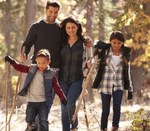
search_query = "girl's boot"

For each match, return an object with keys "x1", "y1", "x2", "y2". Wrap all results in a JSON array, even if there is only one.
[{"x1": 111, "y1": 126, "x2": 118, "y2": 131}]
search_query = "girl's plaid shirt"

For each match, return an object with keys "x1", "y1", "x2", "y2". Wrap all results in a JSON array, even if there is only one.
[{"x1": 99, "y1": 49, "x2": 124, "y2": 95}]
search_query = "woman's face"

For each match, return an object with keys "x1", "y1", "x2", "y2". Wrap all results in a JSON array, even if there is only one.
[
  {"x1": 110, "y1": 39, "x2": 123, "y2": 52},
  {"x1": 65, "y1": 22, "x2": 78, "y2": 37}
]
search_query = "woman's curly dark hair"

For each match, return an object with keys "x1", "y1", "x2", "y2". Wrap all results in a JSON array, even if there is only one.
[{"x1": 60, "y1": 16, "x2": 85, "y2": 46}]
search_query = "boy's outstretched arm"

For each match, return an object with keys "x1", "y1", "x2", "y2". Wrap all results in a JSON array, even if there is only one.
[{"x1": 5, "y1": 55, "x2": 29, "y2": 73}]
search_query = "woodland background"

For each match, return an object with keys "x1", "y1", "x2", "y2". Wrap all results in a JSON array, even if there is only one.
[{"x1": 0, "y1": 0, "x2": 150, "y2": 130}]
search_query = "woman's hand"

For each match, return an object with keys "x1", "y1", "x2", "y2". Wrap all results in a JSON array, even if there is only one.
[{"x1": 84, "y1": 36, "x2": 93, "y2": 48}]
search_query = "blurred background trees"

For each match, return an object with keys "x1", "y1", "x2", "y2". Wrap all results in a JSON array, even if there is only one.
[{"x1": 0, "y1": 0, "x2": 150, "y2": 108}]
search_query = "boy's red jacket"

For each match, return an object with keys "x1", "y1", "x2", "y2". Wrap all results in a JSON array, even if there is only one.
[{"x1": 11, "y1": 61, "x2": 66, "y2": 101}]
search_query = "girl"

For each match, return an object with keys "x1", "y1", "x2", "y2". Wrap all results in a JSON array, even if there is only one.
[{"x1": 92, "y1": 31, "x2": 133, "y2": 131}]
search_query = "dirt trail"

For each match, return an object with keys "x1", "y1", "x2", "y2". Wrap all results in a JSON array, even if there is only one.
[{"x1": 0, "y1": 90, "x2": 150, "y2": 131}]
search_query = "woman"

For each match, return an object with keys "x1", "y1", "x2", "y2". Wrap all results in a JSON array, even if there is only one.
[{"x1": 59, "y1": 16, "x2": 92, "y2": 131}]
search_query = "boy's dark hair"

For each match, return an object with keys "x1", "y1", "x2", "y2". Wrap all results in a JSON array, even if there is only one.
[
  {"x1": 46, "y1": 0, "x2": 61, "y2": 10},
  {"x1": 36, "y1": 49, "x2": 51, "y2": 61},
  {"x1": 110, "y1": 31, "x2": 125, "y2": 42}
]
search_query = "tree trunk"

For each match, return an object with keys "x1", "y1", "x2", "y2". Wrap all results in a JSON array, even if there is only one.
[
  {"x1": 130, "y1": 50, "x2": 144, "y2": 96},
  {"x1": 24, "y1": 0, "x2": 36, "y2": 35},
  {"x1": 3, "y1": 0, "x2": 13, "y2": 106},
  {"x1": 18, "y1": 0, "x2": 36, "y2": 106},
  {"x1": 99, "y1": 0, "x2": 104, "y2": 41},
  {"x1": 85, "y1": 0, "x2": 94, "y2": 102},
  {"x1": 85, "y1": 0, "x2": 94, "y2": 40}
]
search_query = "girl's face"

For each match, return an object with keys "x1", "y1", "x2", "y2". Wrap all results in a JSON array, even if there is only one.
[
  {"x1": 36, "y1": 56, "x2": 51, "y2": 71},
  {"x1": 65, "y1": 22, "x2": 78, "y2": 37},
  {"x1": 110, "y1": 39, "x2": 123, "y2": 52}
]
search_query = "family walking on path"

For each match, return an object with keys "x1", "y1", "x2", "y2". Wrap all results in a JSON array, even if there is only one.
[{"x1": 4, "y1": 0, "x2": 133, "y2": 131}]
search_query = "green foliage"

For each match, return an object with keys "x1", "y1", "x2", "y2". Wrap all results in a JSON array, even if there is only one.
[
  {"x1": 126, "y1": 108, "x2": 150, "y2": 130},
  {"x1": 113, "y1": 0, "x2": 150, "y2": 31},
  {"x1": 113, "y1": 0, "x2": 150, "y2": 70}
]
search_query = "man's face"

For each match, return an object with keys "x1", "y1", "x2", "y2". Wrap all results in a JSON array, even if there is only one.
[{"x1": 45, "y1": 6, "x2": 59, "y2": 24}]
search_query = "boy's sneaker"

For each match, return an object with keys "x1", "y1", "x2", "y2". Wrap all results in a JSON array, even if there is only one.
[{"x1": 25, "y1": 122, "x2": 37, "y2": 131}]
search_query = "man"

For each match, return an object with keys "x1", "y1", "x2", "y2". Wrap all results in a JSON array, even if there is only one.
[{"x1": 20, "y1": 0, "x2": 61, "y2": 77}]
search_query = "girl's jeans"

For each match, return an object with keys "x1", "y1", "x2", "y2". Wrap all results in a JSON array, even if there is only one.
[
  {"x1": 59, "y1": 80, "x2": 82, "y2": 131},
  {"x1": 101, "y1": 90, "x2": 123, "y2": 130}
]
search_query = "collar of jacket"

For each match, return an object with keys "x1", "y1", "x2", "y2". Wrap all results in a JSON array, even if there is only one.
[
  {"x1": 95, "y1": 40, "x2": 131, "y2": 53},
  {"x1": 101, "y1": 43, "x2": 131, "y2": 55},
  {"x1": 43, "y1": 65, "x2": 51, "y2": 73}
]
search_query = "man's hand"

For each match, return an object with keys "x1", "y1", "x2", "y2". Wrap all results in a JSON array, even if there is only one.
[{"x1": 19, "y1": 53, "x2": 26, "y2": 63}]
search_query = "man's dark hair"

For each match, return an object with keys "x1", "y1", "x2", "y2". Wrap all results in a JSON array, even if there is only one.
[
  {"x1": 46, "y1": 0, "x2": 61, "y2": 10},
  {"x1": 36, "y1": 49, "x2": 51, "y2": 61}
]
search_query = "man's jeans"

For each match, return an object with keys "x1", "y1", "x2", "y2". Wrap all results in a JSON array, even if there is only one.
[
  {"x1": 100, "y1": 90, "x2": 123, "y2": 130},
  {"x1": 59, "y1": 80, "x2": 82, "y2": 131},
  {"x1": 26, "y1": 102, "x2": 49, "y2": 131}
]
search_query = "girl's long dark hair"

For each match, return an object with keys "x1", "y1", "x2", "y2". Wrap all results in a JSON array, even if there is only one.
[{"x1": 60, "y1": 16, "x2": 85, "y2": 46}]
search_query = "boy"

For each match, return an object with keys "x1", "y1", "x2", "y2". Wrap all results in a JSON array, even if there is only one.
[{"x1": 5, "y1": 49, "x2": 67, "y2": 131}]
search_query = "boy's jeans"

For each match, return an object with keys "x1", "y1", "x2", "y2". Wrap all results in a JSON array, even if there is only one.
[
  {"x1": 35, "y1": 71, "x2": 59, "y2": 129},
  {"x1": 59, "y1": 80, "x2": 82, "y2": 131},
  {"x1": 100, "y1": 90, "x2": 123, "y2": 130},
  {"x1": 26, "y1": 101, "x2": 49, "y2": 131}
]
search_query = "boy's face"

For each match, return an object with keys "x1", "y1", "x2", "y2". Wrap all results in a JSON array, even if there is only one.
[
  {"x1": 110, "y1": 39, "x2": 123, "y2": 52},
  {"x1": 45, "y1": 6, "x2": 59, "y2": 24},
  {"x1": 36, "y1": 56, "x2": 51, "y2": 71}
]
